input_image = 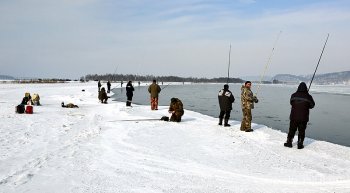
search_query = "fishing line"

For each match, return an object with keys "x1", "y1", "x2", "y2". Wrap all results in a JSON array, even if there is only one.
[
  {"x1": 227, "y1": 44, "x2": 232, "y2": 84},
  {"x1": 256, "y1": 31, "x2": 282, "y2": 96}
]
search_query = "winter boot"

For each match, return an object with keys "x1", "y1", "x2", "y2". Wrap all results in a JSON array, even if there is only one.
[
  {"x1": 224, "y1": 119, "x2": 231, "y2": 127},
  {"x1": 284, "y1": 138, "x2": 293, "y2": 148},
  {"x1": 297, "y1": 136, "x2": 304, "y2": 149},
  {"x1": 245, "y1": 128, "x2": 254, "y2": 132},
  {"x1": 218, "y1": 118, "x2": 223, "y2": 126}
]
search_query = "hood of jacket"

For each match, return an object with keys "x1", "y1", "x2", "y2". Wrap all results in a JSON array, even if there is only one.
[{"x1": 297, "y1": 82, "x2": 308, "y2": 92}]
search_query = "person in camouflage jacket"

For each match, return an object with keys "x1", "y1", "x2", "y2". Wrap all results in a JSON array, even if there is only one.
[
  {"x1": 168, "y1": 98, "x2": 184, "y2": 122},
  {"x1": 240, "y1": 81, "x2": 258, "y2": 132},
  {"x1": 148, "y1": 79, "x2": 161, "y2": 110}
]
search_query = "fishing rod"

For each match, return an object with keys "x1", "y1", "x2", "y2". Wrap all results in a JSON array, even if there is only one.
[
  {"x1": 110, "y1": 64, "x2": 119, "y2": 82},
  {"x1": 308, "y1": 33, "x2": 330, "y2": 91},
  {"x1": 227, "y1": 44, "x2": 232, "y2": 84},
  {"x1": 108, "y1": 118, "x2": 161, "y2": 122},
  {"x1": 161, "y1": 83, "x2": 172, "y2": 90},
  {"x1": 256, "y1": 31, "x2": 282, "y2": 96}
]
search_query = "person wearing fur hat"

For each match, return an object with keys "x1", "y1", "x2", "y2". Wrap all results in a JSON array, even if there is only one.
[
  {"x1": 218, "y1": 84, "x2": 235, "y2": 126},
  {"x1": 98, "y1": 87, "x2": 108, "y2": 104},
  {"x1": 168, "y1": 98, "x2": 184, "y2": 122}
]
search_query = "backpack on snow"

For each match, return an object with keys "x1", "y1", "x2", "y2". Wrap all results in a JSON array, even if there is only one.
[{"x1": 16, "y1": 104, "x2": 25, "y2": 114}]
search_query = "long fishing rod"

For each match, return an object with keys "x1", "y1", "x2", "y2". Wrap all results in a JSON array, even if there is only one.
[
  {"x1": 227, "y1": 44, "x2": 232, "y2": 84},
  {"x1": 161, "y1": 83, "x2": 172, "y2": 90},
  {"x1": 113, "y1": 65, "x2": 118, "y2": 75},
  {"x1": 108, "y1": 118, "x2": 161, "y2": 122},
  {"x1": 256, "y1": 31, "x2": 282, "y2": 96},
  {"x1": 111, "y1": 64, "x2": 120, "y2": 89},
  {"x1": 308, "y1": 33, "x2": 330, "y2": 91}
]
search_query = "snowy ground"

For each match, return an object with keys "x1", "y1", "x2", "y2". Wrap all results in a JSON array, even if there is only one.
[{"x1": 1, "y1": 82, "x2": 350, "y2": 193}]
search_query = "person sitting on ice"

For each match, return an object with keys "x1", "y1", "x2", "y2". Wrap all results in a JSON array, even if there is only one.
[
  {"x1": 98, "y1": 87, "x2": 108, "y2": 104},
  {"x1": 21, "y1": 96, "x2": 30, "y2": 105},
  {"x1": 32, "y1": 93, "x2": 41, "y2": 106},
  {"x1": 22, "y1": 93, "x2": 33, "y2": 105},
  {"x1": 61, "y1": 102, "x2": 79, "y2": 108},
  {"x1": 168, "y1": 98, "x2": 184, "y2": 122}
]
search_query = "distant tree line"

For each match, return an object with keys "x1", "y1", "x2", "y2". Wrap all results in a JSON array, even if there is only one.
[
  {"x1": 10, "y1": 79, "x2": 75, "y2": 84},
  {"x1": 82, "y1": 74, "x2": 245, "y2": 83}
]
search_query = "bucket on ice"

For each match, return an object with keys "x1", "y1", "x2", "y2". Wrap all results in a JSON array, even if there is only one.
[{"x1": 25, "y1": 105, "x2": 33, "y2": 114}]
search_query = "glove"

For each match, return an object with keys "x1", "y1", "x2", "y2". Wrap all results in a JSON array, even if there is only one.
[{"x1": 253, "y1": 96, "x2": 259, "y2": 103}]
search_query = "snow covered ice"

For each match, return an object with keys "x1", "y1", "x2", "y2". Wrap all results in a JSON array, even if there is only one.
[{"x1": 1, "y1": 82, "x2": 350, "y2": 193}]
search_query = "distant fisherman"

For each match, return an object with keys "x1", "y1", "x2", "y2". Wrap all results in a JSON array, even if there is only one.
[
  {"x1": 218, "y1": 84, "x2": 235, "y2": 127},
  {"x1": 126, "y1": 81, "x2": 135, "y2": 107},
  {"x1": 284, "y1": 82, "x2": 315, "y2": 149},
  {"x1": 107, "y1": 80, "x2": 111, "y2": 93},
  {"x1": 148, "y1": 79, "x2": 161, "y2": 110},
  {"x1": 240, "y1": 81, "x2": 258, "y2": 132},
  {"x1": 98, "y1": 80, "x2": 102, "y2": 91}
]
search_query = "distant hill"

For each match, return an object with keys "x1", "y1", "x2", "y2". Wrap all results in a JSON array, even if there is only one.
[
  {"x1": 239, "y1": 76, "x2": 272, "y2": 82},
  {"x1": 272, "y1": 74, "x2": 307, "y2": 83},
  {"x1": 312, "y1": 71, "x2": 350, "y2": 84},
  {"x1": 272, "y1": 71, "x2": 350, "y2": 85},
  {"x1": 0, "y1": 75, "x2": 15, "y2": 80}
]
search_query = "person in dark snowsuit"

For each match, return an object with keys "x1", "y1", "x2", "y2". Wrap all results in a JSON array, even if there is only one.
[
  {"x1": 107, "y1": 81, "x2": 111, "y2": 93},
  {"x1": 168, "y1": 98, "x2": 184, "y2": 122},
  {"x1": 284, "y1": 82, "x2": 315, "y2": 149},
  {"x1": 98, "y1": 81, "x2": 102, "y2": 92},
  {"x1": 218, "y1": 84, "x2": 235, "y2": 127},
  {"x1": 126, "y1": 81, "x2": 135, "y2": 106}
]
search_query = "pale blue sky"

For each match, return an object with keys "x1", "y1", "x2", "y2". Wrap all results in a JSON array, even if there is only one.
[{"x1": 0, "y1": 0, "x2": 349, "y2": 79}]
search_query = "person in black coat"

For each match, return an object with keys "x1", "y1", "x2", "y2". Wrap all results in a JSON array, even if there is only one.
[
  {"x1": 126, "y1": 81, "x2": 135, "y2": 106},
  {"x1": 218, "y1": 84, "x2": 235, "y2": 127},
  {"x1": 107, "y1": 81, "x2": 111, "y2": 93},
  {"x1": 98, "y1": 80, "x2": 102, "y2": 92},
  {"x1": 284, "y1": 82, "x2": 315, "y2": 149}
]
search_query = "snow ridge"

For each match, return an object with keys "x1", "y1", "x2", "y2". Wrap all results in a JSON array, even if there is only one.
[{"x1": 0, "y1": 82, "x2": 350, "y2": 193}]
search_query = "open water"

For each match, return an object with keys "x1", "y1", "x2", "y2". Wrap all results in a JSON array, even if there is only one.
[{"x1": 112, "y1": 83, "x2": 350, "y2": 147}]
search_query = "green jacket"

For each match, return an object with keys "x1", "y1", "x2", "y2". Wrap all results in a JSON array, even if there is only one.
[
  {"x1": 241, "y1": 85, "x2": 258, "y2": 109},
  {"x1": 148, "y1": 83, "x2": 161, "y2": 98}
]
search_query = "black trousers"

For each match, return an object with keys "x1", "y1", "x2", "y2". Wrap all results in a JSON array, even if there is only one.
[
  {"x1": 287, "y1": 120, "x2": 307, "y2": 142},
  {"x1": 126, "y1": 96, "x2": 133, "y2": 106},
  {"x1": 219, "y1": 110, "x2": 231, "y2": 120}
]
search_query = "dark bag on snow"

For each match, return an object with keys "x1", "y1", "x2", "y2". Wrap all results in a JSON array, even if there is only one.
[
  {"x1": 16, "y1": 104, "x2": 25, "y2": 114},
  {"x1": 160, "y1": 116, "x2": 169, "y2": 121}
]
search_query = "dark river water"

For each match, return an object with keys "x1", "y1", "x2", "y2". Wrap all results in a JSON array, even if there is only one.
[{"x1": 112, "y1": 83, "x2": 350, "y2": 147}]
